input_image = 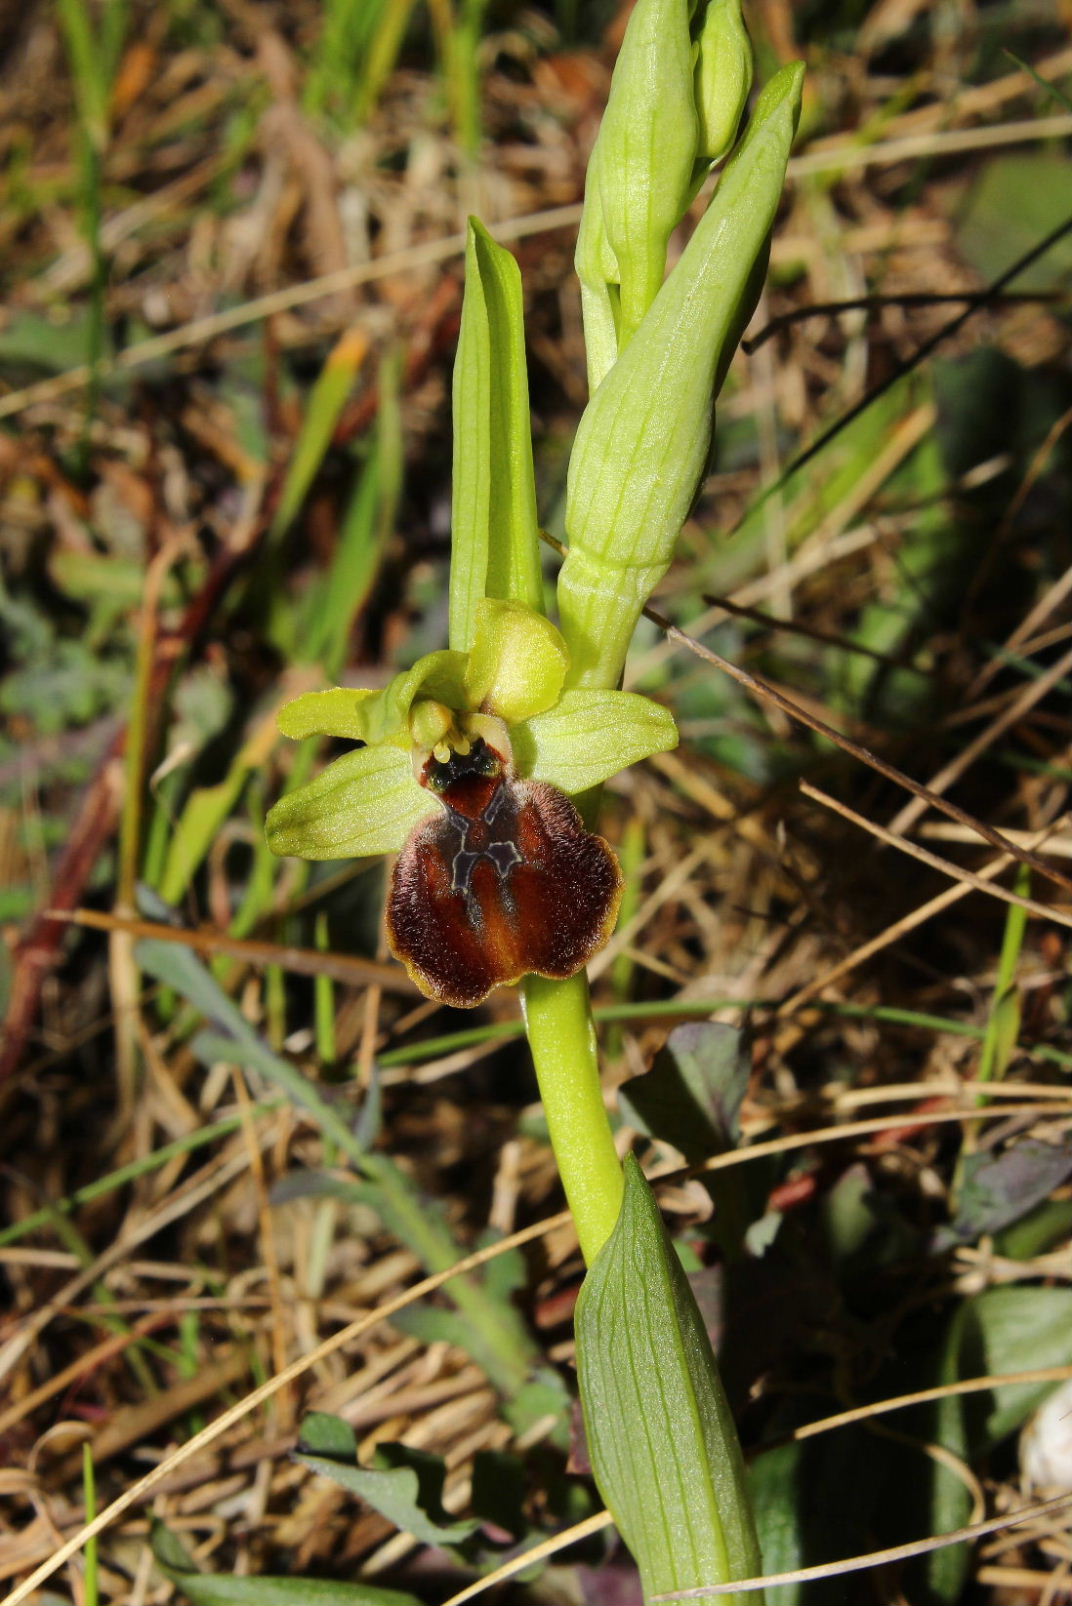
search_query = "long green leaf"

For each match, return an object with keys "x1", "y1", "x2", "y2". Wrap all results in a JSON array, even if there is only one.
[
  {"x1": 270, "y1": 327, "x2": 368, "y2": 546},
  {"x1": 575, "y1": 1155, "x2": 762, "y2": 1602}
]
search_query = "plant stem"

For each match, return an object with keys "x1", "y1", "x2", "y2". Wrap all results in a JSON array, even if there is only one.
[{"x1": 522, "y1": 970, "x2": 623, "y2": 1264}]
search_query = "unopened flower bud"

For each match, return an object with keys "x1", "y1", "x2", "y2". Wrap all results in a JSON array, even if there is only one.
[{"x1": 694, "y1": 0, "x2": 754, "y2": 164}]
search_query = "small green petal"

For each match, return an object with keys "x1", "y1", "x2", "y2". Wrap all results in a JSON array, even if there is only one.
[
  {"x1": 361, "y1": 649, "x2": 471, "y2": 745},
  {"x1": 513, "y1": 689, "x2": 678, "y2": 793},
  {"x1": 266, "y1": 745, "x2": 434, "y2": 860},
  {"x1": 278, "y1": 687, "x2": 378, "y2": 742},
  {"x1": 465, "y1": 598, "x2": 569, "y2": 724}
]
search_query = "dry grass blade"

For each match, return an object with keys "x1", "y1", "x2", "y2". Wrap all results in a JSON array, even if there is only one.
[
  {"x1": 689, "y1": 1104, "x2": 1072, "y2": 1185},
  {"x1": 780, "y1": 841, "x2": 1021, "y2": 1013},
  {"x1": 0, "y1": 1215, "x2": 568, "y2": 1606},
  {"x1": 649, "y1": 1492, "x2": 1072, "y2": 1598},
  {"x1": 799, "y1": 781, "x2": 1072, "y2": 931},
  {"x1": 775, "y1": 813, "x2": 1068, "y2": 1011},
  {"x1": 439, "y1": 1512, "x2": 615, "y2": 1606},
  {"x1": 788, "y1": 111, "x2": 1072, "y2": 176},
  {"x1": 888, "y1": 637, "x2": 1072, "y2": 837},
  {"x1": 641, "y1": 602, "x2": 1072, "y2": 897},
  {"x1": 966, "y1": 552, "x2": 1072, "y2": 703},
  {"x1": 48, "y1": 908, "x2": 420, "y2": 993},
  {"x1": 792, "y1": 1365, "x2": 1072, "y2": 1443}
]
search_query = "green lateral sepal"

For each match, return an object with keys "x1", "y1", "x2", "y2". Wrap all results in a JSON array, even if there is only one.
[
  {"x1": 265, "y1": 745, "x2": 433, "y2": 860},
  {"x1": 513, "y1": 689, "x2": 677, "y2": 793}
]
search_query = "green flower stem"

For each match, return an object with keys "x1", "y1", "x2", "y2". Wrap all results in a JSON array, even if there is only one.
[{"x1": 522, "y1": 970, "x2": 624, "y2": 1264}]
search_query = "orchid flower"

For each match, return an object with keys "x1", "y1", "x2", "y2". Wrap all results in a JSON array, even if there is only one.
[{"x1": 266, "y1": 596, "x2": 676, "y2": 1006}]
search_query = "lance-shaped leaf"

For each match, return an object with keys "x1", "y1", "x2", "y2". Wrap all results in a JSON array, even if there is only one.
[
  {"x1": 512, "y1": 689, "x2": 677, "y2": 793},
  {"x1": 265, "y1": 744, "x2": 432, "y2": 859},
  {"x1": 450, "y1": 219, "x2": 543, "y2": 654},
  {"x1": 576, "y1": 1156, "x2": 762, "y2": 1601},
  {"x1": 589, "y1": 0, "x2": 698, "y2": 350},
  {"x1": 560, "y1": 60, "x2": 804, "y2": 690}
]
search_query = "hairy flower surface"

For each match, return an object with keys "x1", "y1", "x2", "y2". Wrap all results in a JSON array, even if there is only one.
[{"x1": 266, "y1": 599, "x2": 677, "y2": 1005}]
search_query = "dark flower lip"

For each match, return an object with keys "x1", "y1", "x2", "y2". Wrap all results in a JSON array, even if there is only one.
[{"x1": 386, "y1": 740, "x2": 622, "y2": 1008}]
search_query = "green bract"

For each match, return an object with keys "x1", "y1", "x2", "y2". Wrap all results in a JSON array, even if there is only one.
[
  {"x1": 265, "y1": 599, "x2": 677, "y2": 862},
  {"x1": 561, "y1": 59, "x2": 804, "y2": 691}
]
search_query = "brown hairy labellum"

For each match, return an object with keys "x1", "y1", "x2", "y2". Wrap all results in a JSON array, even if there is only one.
[{"x1": 386, "y1": 737, "x2": 622, "y2": 1008}]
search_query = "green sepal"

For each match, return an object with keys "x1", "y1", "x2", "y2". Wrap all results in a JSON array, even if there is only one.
[
  {"x1": 590, "y1": 0, "x2": 698, "y2": 349},
  {"x1": 575, "y1": 1155, "x2": 762, "y2": 1601},
  {"x1": 265, "y1": 744, "x2": 433, "y2": 860},
  {"x1": 464, "y1": 598, "x2": 569, "y2": 723},
  {"x1": 450, "y1": 218, "x2": 543, "y2": 653},
  {"x1": 277, "y1": 687, "x2": 379, "y2": 742},
  {"x1": 513, "y1": 689, "x2": 677, "y2": 793},
  {"x1": 560, "y1": 60, "x2": 804, "y2": 690},
  {"x1": 694, "y1": 0, "x2": 754, "y2": 164}
]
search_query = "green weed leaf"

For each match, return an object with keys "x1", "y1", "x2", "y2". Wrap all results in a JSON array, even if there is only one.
[
  {"x1": 938, "y1": 1139, "x2": 1072, "y2": 1248},
  {"x1": 296, "y1": 1414, "x2": 478, "y2": 1547},
  {"x1": 618, "y1": 1021, "x2": 749, "y2": 1162},
  {"x1": 151, "y1": 1520, "x2": 418, "y2": 1606},
  {"x1": 927, "y1": 1286, "x2": 1072, "y2": 1601},
  {"x1": 575, "y1": 1155, "x2": 761, "y2": 1601}
]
